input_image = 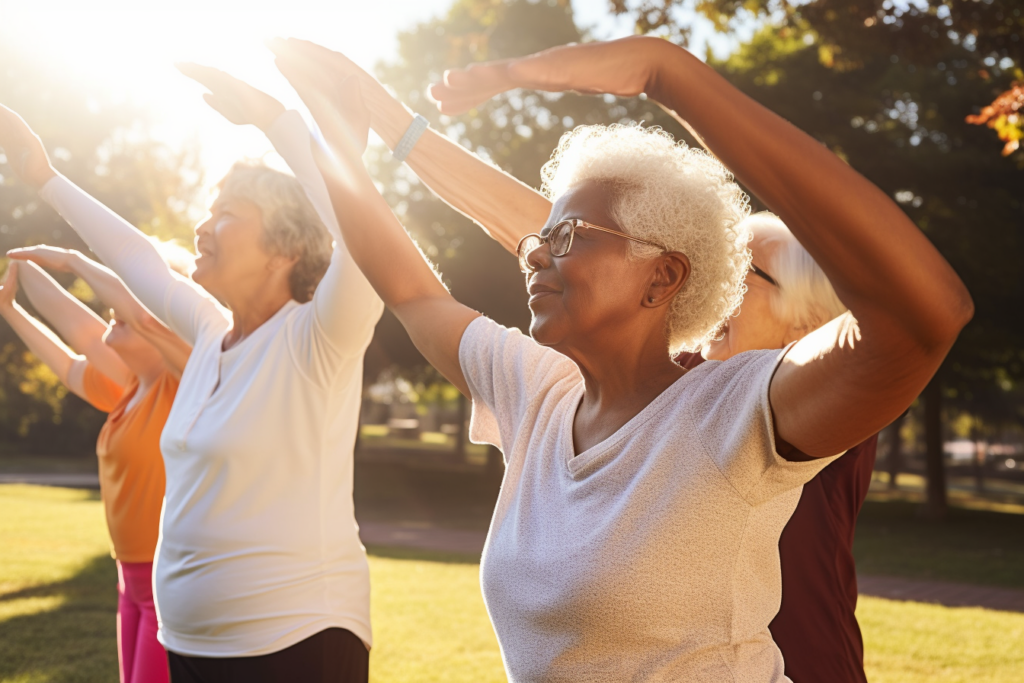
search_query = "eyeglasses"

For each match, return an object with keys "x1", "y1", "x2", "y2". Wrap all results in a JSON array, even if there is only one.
[
  {"x1": 749, "y1": 263, "x2": 779, "y2": 288},
  {"x1": 516, "y1": 218, "x2": 666, "y2": 274}
]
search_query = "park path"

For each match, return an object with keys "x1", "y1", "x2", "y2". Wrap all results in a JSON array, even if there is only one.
[{"x1": 5, "y1": 473, "x2": 1022, "y2": 614}]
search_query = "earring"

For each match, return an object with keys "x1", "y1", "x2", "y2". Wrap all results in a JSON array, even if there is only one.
[{"x1": 648, "y1": 296, "x2": 655, "y2": 303}]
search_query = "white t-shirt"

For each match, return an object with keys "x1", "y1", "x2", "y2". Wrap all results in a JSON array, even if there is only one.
[
  {"x1": 459, "y1": 316, "x2": 840, "y2": 683},
  {"x1": 40, "y1": 111, "x2": 384, "y2": 656}
]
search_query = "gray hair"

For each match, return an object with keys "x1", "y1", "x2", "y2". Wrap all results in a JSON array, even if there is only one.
[
  {"x1": 541, "y1": 124, "x2": 752, "y2": 353},
  {"x1": 217, "y1": 162, "x2": 332, "y2": 303},
  {"x1": 748, "y1": 212, "x2": 847, "y2": 334}
]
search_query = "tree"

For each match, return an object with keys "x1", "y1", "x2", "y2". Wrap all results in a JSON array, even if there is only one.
[
  {"x1": 380, "y1": 0, "x2": 1024, "y2": 518},
  {"x1": 609, "y1": 1, "x2": 1024, "y2": 157}
]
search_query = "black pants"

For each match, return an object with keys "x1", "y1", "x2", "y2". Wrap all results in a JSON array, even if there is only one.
[{"x1": 168, "y1": 628, "x2": 368, "y2": 683}]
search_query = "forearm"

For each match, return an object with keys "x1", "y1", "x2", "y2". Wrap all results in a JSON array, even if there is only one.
[
  {"x1": 16, "y1": 261, "x2": 132, "y2": 386},
  {"x1": 38, "y1": 175, "x2": 181, "y2": 324},
  {"x1": 371, "y1": 95, "x2": 550, "y2": 254},
  {"x1": 648, "y1": 42, "x2": 972, "y2": 344},
  {"x1": 67, "y1": 252, "x2": 148, "y2": 324},
  {"x1": 0, "y1": 303, "x2": 81, "y2": 389},
  {"x1": 316, "y1": 153, "x2": 477, "y2": 390},
  {"x1": 18, "y1": 260, "x2": 110, "y2": 346}
]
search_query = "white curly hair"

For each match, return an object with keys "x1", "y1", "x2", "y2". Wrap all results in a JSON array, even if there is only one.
[
  {"x1": 540, "y1": 124, "x2": 752, "y2": 353},
  {"x1": 746, "y1": 212, "x2": 848, "y2": 334}
]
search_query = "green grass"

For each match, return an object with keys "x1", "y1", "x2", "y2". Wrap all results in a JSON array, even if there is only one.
[
  {"x1": 859, "y1": 596, "x2": 1024, "y2": 682},
  {"x1": 854, "y1": 500, "x2": 1024, "y2": 589},
  {"x1": 3, "y1": 484, "x2": 1024, "y2": 682}
]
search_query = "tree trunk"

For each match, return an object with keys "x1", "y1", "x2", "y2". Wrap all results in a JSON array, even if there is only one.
[
  {"x1": 455, "y1": 392, "x2": 467, "y2": 461},
  {"x1": 972, "y1": 422, "x2": 986, "y2": 493},
  {"x1": 887, "y1": 411, "x2": 907, "y2": 490},
  {"x1": 922, "y1": 377, "x2": 947, "y2": 520}
]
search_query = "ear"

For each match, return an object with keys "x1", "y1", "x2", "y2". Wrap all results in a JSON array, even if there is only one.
[
  {"x1": 643, "y1": 251, "x2": 690, "y2": 308},
  {"x1": 266, "y1": 253, "x2": 300, "y2": 274}
]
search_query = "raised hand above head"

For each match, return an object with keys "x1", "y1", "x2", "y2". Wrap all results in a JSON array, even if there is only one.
[
  {"x1": 0, "y1": 261, "x2": 20, "y2": 309},
  {"x1": 0, "y1": 104, "x2": 56, "y2": 190},
  {"x1": 7, "y1": 245, "x2": 78, "y2": 272},
  {"x1": 269, "y1": 38, "x2": 370, "y2": 166},
  {"x1": 175, "y1": 62, "x2": 285, "y2": 132},
  {"x1": 427, "y1": 37, "x2": 661, "y2": 115}
]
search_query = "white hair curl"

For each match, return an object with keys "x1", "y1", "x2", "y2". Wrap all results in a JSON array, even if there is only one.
[
  {"x1": 540, "y1": 124, "x2": 751, "y2": 353},
  {"x1": 746, "y1": 212, "x2": 848, "y2": 334}
]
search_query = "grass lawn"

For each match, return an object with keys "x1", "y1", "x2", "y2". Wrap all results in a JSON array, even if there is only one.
[
  {"x1": 2, "y1": 484, "x2": 1024, "y2": 682},
  {"x1": 854, "y1": 500, "x2": 1024, "y2": 589}
]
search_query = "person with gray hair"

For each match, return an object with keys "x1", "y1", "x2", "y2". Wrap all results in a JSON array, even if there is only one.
[
  {"x1": 274, "y1": 35, "x2": 970, "y2": 683},
  {"x1": 0, "y1": 61, "x2": 383, "y2": 680}
]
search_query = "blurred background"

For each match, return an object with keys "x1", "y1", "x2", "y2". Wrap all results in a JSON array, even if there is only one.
[
  {"x1": 1, "y1": 1, "x2": 1023, "y2": 681},
  {"x1": 2, "y1": 0, "x2": 1023, "y2": 516}
]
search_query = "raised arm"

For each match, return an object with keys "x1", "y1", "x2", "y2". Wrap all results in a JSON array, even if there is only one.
[
  {"x1": 12, "y1": 256, "x2": 131, "y2": 386},
  {"x1": 0, "y1": 262, "x2": 92, "y2": 401},
  {"x1": 9, "y1": 247, "x2": 192, "y2": 377},
  {"x1": 0, "y1": 104, "x2": 222, "y2": 345},
  {"x1": 176, "y1": 63, "x2": 383, "y2": 357},
  {"x1": 259, "y1": 42, "x2": 550, "y2": 254},
  {"x1": 270, "y1": 39, "x2": 480, "y2": 393},
  {"x1": 430, "y1": 37, "x2": 974, "y2": 456}
]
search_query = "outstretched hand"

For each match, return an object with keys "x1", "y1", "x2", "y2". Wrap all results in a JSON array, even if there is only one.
[
  {"x1": 0, "y1": 260, "x2": 19, "y2": 309},
  {"x1": 0, "y1": 104, "x2": 56, "y2": 190},
  {"x1": 7, "y1": 246, "x2": 78, "y2": 273},
  {"x1": 427, "y1": 36, "x2": 665, "y2": 115},
  {"x1": 176, "y1": 62, "x2": 286, "y2": 132},
  {"x1": 269, "y1": 38, "x2": 370, "y2": 167}
]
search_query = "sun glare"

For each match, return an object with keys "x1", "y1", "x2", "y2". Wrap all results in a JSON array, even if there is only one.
[{"x1": 1, "y1": 0, "x2": 452, "y2": 191}]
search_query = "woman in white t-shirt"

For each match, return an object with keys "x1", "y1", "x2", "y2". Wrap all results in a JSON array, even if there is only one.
[
  {"x1": 0, "y1": 64, "x2": 382, "y2": 683},
  {"x1": 270, "y1": 37, "x2": 971, "y2": 682}
]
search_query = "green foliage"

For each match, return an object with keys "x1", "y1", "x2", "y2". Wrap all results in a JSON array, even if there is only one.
[{"x1": 610, "y1": 1, "x2": 1024, "y2": 157}]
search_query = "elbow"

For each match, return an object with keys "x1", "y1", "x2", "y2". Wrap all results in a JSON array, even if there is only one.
[{"x1": 919, "y1": 286, "x2": 974, "y2": 351}]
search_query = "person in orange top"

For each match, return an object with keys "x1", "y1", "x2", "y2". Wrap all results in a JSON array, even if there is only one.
[{"x1": 0, "y1": 244, "x2": 191, "y2": 683}]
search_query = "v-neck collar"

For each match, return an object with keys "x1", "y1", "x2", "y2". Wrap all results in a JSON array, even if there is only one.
[{"x1": 561, "y1": 369, "x2": 698, "y2": 479}]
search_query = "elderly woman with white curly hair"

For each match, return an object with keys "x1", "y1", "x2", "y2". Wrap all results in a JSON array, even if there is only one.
[{"x1": 271, "y1": 35, "x2": 971, "y2": 683}]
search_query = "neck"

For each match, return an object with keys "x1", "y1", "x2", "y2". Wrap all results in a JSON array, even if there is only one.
[
  {"x1": 224, "y1": 287, "x2": 294, "y2": 349},
  {"x1": 565, "y1": 323, "x2": 685, "y2": 413},
  {"x1": 120, "y1": 351, "x2": 165, "y2": 391}
]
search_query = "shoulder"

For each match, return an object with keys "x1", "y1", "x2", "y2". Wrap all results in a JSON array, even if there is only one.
[
  {"x1": 459, "y1": 316, "x2": 577, "y2": 385},
  {"x1": 684, "y1": 348, "x2": 785, "y2": 403}
]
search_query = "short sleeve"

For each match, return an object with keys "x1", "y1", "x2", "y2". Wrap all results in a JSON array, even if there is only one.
[
  {"x1": 458, "y1": 316, "x2": 579, "y2": 457},
  {"x1": 689, "y1": 347, "x2": 843, "y2": 506},
  {"x1": 81, "y1": 364, "x2": 126, "y2": 413}
]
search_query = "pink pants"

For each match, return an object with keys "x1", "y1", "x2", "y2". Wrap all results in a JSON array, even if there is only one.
[{"x1": 117, "y1": 560, "x2": 169, "y2": 683}]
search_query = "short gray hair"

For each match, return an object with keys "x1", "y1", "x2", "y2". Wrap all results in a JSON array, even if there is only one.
[
  {"x1": 218, "y1": 162, "x2": 332, "y2": 303},
  {"x1": 541, "y1": 124, "x2": 751, "y2": 353}
]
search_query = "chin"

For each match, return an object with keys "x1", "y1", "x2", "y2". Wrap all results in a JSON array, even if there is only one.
[{"x1": 528, "y1": 314, "x2": 562, "y2": 349}]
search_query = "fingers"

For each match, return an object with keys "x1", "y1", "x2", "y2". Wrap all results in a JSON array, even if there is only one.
[
  {"x1": 201, "y1": 93, "x2": 245, "y2": 126},
  {"x1": 427, "y1": 62, "x2": 517, "y2": 114}
]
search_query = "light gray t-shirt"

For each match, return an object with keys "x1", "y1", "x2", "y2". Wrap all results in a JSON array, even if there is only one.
[{"x1": 459, "y1": 316, "x2": 841, "y2": 683}]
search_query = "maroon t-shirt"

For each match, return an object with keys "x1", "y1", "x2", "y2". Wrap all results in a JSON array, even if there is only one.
[
  {"x1": 769, "y1": 436, "x2": 877, "y2": 683},
  {"x1": 676, "y1": 352, "x2": 876, "y2": 682}
]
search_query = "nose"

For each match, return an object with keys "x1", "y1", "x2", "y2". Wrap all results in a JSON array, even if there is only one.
[
  {"x1": 525, "y1": 239, "x2": 553, "y2": 272},
  {"x1": 195, "y1": 214, "x2": 214, "y2": 238}
]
